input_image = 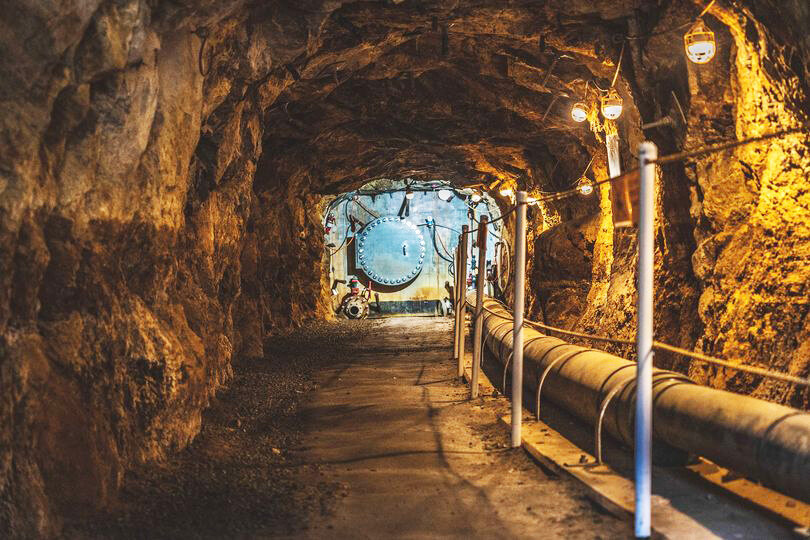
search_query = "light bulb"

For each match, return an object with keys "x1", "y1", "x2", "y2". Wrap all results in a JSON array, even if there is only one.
[
  {"x1": 577, "y1": 177, "x2": 594, "y2": 196},
  {"x1": 405, "y1": 189, "x2": 415, "y2": 200},
  {"x1": 684, "y1": 21, "x2": 716, "y2": 64},
  {"x1": 499, "y1": 188, "x2": 514, "y2": 197},
  {"x1": 470, "y1": 191, "x2": 482, "y2": 203},
  {"x1": 437, "y1": 188, "x2": 454, "y2": 201},
  {"x1": 571, "y1": 102, "x2": 588, "y2": 122},
  {"x1": 601, "y1": 89, "x2": 623, "y2": 120}
]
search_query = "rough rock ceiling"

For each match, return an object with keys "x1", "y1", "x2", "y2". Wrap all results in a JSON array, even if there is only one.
[
  {"x1": 1, "y1": 1, "x2": 809, "y2": 536},
  {"x1": 201, "y1": 0, "x2": 647, "y2": 194}
]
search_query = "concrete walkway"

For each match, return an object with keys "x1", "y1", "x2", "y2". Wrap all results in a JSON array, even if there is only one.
[{"x1": 293, "y1": 317, "x2": 630, "y2": 539}]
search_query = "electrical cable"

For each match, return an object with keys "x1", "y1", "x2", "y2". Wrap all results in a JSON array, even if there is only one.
[
  {"x1": 651, "y1": 341, "x2": 810, "y2": 388},
  {"x1": 524, "y1": 318, "x2": 636, "y2": 346},
  {"x1": 496, "y1": 238, "x2": 511, "y2": 295},
  {"x1": 533, "y1": 155, "x2": 598, "y2": 196},
  {"x1": 463, "y1": 205, "x2": 521, "y2": 235},
  {"x1": 610, "y1": 41, "x2": 626, "y2": 88},
  {"x1": 355, "y1": 180, "x2": 451, "y2": 196},
  {"x1": 428, "y1": 221, "x2": 503, "y2": 246},
  {"x1": 590, "y1": 79, "x2": 610, "y2": 93},
  {"x1": 323, "y1": 193, "x2": 354, "y2": 227},
  {"x1": 468, "y1": 299, "x2": 810, "y2": 388},
  {"x1": 352, "y1": 197, "x2": 380, "y2": 219},
  {"x1": 430, "y1": 224, "x2": 455, "y2": 264},
  {"x1": 531, "y1": 126, "x2": 808, "y2": 206},
  {"x1": 697, "y1": 0, "x2": 717, "y2": 19},
  {"x1": 328, "y1": 126, "x2": 805, "y2": 248},
  {"x1": 327, "y1": 225, "x2": 353, "y2": 256},
  {"x1": 346, "y1": 196, "x2": 354, "y2": 225},
  {"x1": 433, "y1": 225, "x2": 455, "y2": 262},
  {"x1": 194, "y1": 28, "x2": 211, "y2": 77},
  {"x1": 324, "y1": 196, "x2": 360, "y2": 256},
  {"x1": 327, "y1": 125, "x2": 805, "y2": 296},
  {"x1": 624, "y1": 20, "x2": 693, "y2": 41},
  {"x1": 427, "y1": 223, "x2": 461, "y2": 235},
  {"x1": 652, "y1": 125, "x2": 807, "y2": 165}
]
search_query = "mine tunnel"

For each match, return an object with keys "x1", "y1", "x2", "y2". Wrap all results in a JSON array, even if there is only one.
[
  {"x1": 326, "y1": 180, "x2": 504, "y2": 318},
  {"x1": 1, "y1": 0, "x2": 809, "y2": 538}
]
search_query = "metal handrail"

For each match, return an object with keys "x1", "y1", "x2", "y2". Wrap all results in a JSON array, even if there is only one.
[{"x1": 469, "y1": 297, "x2": 810, "y2": 389}]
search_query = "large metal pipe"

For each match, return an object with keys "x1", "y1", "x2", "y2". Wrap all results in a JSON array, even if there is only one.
[{"x1": 474, "y1": 295, "x2": 810, "y2": 504}]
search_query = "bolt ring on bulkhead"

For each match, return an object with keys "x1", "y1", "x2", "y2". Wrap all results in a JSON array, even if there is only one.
[{"x1": 357, "y1": 216, "x2": 425, "y2": 285}]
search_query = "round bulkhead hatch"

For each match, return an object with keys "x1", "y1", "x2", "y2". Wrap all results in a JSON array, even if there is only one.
[{"x1": 356, "y1": 216, "x2": 426, "y2": 285}]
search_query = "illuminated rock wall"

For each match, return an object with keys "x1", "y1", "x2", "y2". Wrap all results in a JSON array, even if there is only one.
[{"x1": 0, "y1": 0, "x2": 807, "y2": 535}]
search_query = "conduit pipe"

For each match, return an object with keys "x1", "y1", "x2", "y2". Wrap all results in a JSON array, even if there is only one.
[{"x1": 471, "y1": 295, "x2": 810, "y2": 504}]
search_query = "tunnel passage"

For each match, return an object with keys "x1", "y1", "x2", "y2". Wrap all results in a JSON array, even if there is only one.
[
  {"x1": 1, "y1": 0, "x2": 809, "y2": 536},
  {"x1": 325, "y1": 180, "x2": 505, "y2": 318}
]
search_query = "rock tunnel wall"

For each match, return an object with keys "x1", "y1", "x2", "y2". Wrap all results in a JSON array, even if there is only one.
[
  {"x1": 0, "y1": 3, "x2": 331, "y2": 534},
  {"x1": 526, "y1": 1, "x2": 810, "y2": 410},
  {"x1": 0, "y1": 0, "x2": 807, "y2": 535}
]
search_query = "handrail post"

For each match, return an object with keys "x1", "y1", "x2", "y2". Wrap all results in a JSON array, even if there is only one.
[
  {"x1": 456, "y1": 226, "x2": 469, "y2": 378},
  {"x1": 635, "y1": 141, "x2": 657, "y2": 538},
  {"x1": 512, "y1": 192, "x2": 527, "y2": 448},
  {"x1": 453, "y1": 244, "x2": 461, "y2": 362},
  {"x1": 471, "y1": 215, "x2": 488, "y2": 398}
]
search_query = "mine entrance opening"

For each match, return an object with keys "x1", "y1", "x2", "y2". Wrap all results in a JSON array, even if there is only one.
[{"x1": 324, "y1": 179, "x2": 506, "y2": 319}]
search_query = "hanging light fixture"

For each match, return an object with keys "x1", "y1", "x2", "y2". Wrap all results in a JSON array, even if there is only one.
[
  {"x1": 576, "y1": 177, "x2": 594, "y2": 196},
  {"x1": 601, "y1": 89, "x2": 623, "y2": 120},
  {"x1": 499, "y1": 187, "x2": 514, "y2": 197},
  {"x1": 437, "y1": 188, "x2": 454, "y2": 202},
  {"x1": 571, "y1": 102, "x2": 588, "y2": 122},
  {"x1": 470, "y1": 191, "x2": 482, "y2": 203},
  {"x1": 684, "y1": 20, "x2": 716, "y2": 64}
]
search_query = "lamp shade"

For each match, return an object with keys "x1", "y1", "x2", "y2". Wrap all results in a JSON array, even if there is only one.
[
  {"x1": 571, "y1": 102, "x2": 588, "y2": 122},
  {"x1": 577, "y1": 177, "x2": 594, "y2": 196},
  {"x1": 684, "y1": 20, "x2": 716, "y2": 64},
  {"x1": 601, "y1": 89, "x2": 623, "y2": 120}
]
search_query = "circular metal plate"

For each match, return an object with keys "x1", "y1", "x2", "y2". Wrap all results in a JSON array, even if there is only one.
[
  {"x1": 356, "y1": 216, "x2": 426, "y2": 285},
  {"x1": 342, "y1": 295, "x2": 369, "y2": 319}
]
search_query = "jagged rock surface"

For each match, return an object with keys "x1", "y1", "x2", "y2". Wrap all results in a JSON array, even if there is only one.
[{"x1": 0, "y1": 0, "x2": 808, "y2": 536}]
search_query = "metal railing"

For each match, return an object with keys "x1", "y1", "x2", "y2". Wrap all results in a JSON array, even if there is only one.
[
  {"x1": 450, "y1": 131, "x2": 809, "y2": 536},
  {"x1": 464, "y1": 297, "x2": 810, "y2": 389}
]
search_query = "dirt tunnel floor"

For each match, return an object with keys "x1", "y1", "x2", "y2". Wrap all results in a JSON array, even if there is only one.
[{"x1": 67, "y1": 317, "x2": 630, "y2": 539}]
